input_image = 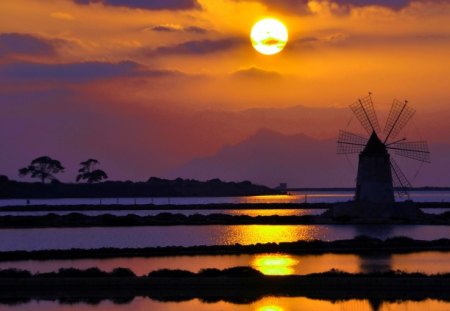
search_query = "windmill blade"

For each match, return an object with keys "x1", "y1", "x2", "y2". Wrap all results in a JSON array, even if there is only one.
[
  {"x1": 383, "y1": 99, "x2": 416, "y2": 143},
  {"x1": 337, "y1": 130, "x2": 367, "y2": 154},
  {"x1": 390, "y1": 157, "x2": 412, "y2": 197},
  {"x1": 349, "y1": 95, "x2": 381, "y2": 135},
  {"x1": 387, "y1": 141, "x2": 431, "y2": 163}
]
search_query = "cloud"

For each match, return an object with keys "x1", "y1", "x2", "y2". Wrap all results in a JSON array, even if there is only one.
[
  {"x1": 0, "y1": 61, "x2": 182, "y2": 83},
  {"x1": 73, "y1": 0, "x2": 201, "y2": 10},
  {"x1": 150, "y1": 38, "x2": 245, "y2": 56},
  {"x1": 231, "y1": 67, "x2": 281, "y2": 79},
  {"x1": 147, "y1": 25, "x2": 208, "y2": 34},
  {"x1": 233, "y1": 0, "x2": 437, "y2": 15},
  {"x1": 0, "y1": 33, "x2": 56, "y2": 58},
  {"x1": 332, "y1": 0, "x2": 410, "y2": 10},
  {"x1": 50, "y1": 12, "x2": 75, "y2": 20}
]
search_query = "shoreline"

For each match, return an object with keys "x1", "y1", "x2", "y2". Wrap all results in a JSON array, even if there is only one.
[
  {"x1": 0, "y1": 211, "x2": 448, "y2": 228},
  {"x1": 0, "y1": 201, "x2": 449, "y2": 212},
  {"x1": 1, "y1": 237, "x2": 449, "y2": 261},
  {"x1": 0, "y1": 269, "x2": 449, "y2": 303}
]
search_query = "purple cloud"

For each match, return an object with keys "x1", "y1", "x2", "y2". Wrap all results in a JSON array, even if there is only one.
[
  {"x1": 233, "y1": 0, "x2": 433, "y2": 14},
  {"x1": 73, "y1": 0, "x2": 200, "y2": 10},
  {"x1": 0, "y1": 33, "x2": 55, "y2": 58},
  {"x1": 151, "y1": 38, "x2": 244, "y2": 56},
  {"x1": 148, "y1": 25, "x2": 208, "y2": 34},
  {"x1": 333, "y1": 0, "x2": 410, "y2": 10},
  {"x1": 0, "y1": 61, "x2": 181, "y2": 83}
]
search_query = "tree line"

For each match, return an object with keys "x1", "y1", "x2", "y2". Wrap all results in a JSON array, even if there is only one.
[{"x1": 19, "y1": 156, "x2": 108, "y2": 184}]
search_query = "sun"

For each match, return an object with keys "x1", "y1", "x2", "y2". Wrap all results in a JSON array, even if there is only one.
[{"x1": 250, "y1": 18, "x2": 288, "y2": 55}]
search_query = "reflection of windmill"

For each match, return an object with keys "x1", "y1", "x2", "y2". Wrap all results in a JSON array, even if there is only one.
[{"x1": 337, "y1": 94, "x2": 430, "y2": 205}]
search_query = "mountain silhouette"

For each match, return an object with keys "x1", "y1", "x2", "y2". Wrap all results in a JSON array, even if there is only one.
[{"x1": 169, "y1": 129, "x2": 450, "y2": 188}]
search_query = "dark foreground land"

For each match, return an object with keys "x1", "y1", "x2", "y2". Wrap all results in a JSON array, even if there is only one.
[
  {"x1": 1, "y1": 237, "x2": 449, "y2": 261},
  {"x1": 0, "y1": 210, "x2": 448, "y2": 228},
  {"x1": 0, "y1": 268, "x2": 448, "y2": 303},
  {"x1": 0, "y1": 177, "x2": 278, "y2": 198}
]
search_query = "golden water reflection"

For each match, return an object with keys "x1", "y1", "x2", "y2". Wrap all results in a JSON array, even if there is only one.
[
  {"x1": 241, "y1": 193, "x2": 353, "y2": 204},
  {"x1": 228, "y1": 209, "x2": 323, "y2": 217},
  {"x1": 1, "y1": 295, "x2": 449, "y2": 311},
  {"x1": 258, "y1": 305, "x2": 284, "y2": 311},
  {"x1": 218, "y1": 225, "x2": 323, "y2": 245},
  {"x1": 252, "y1": 254, "x2": 298, "y2": 275}
]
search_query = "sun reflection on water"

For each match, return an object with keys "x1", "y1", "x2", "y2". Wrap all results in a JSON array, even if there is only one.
[
  {"x1": 258, "y1": 305, "x2": 284, "y2": 311},
  {"x1": 219, "y1": 225, "x2": 322, "y2": 245},
  {"x1": 252, "y1": 254, "x2": 298, "y2": 275}
]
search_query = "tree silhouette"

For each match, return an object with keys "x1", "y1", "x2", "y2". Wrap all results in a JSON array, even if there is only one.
[
  {"x1": 19, "y1": 156, "x2": 65, "y2": 183},
  {"x1": 76, "y1": 159, "x2": 108, "y2": 183}
]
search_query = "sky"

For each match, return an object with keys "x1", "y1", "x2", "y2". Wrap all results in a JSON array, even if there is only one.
[{"x1": 0, "y1": 0, "x2": 449, "y2": 186}]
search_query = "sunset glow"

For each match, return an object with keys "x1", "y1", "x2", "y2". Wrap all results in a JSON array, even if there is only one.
[
  {"x1": 0, "y1": 0, "x2": 449, "y2": 186},
  {"x1": 250, "y1": 18, "x2": 288, "y2": 55}
]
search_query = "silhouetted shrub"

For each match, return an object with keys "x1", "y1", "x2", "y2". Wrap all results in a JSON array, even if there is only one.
[
  {"x1": 0, "y1": 269, "x2": 31, "y2": 278},
  {"x1": 147, "y1": 269, "x2": 196, "y2": 278},
  {"x1": 221, "y1": 266, "x2": 263, "y2": 277},
  {"x1": 110, "y1": 268, "x2": 135, "y2": 277},
  {"x1": 198, "y1": 268, "x2": 222, "y2": 277}
]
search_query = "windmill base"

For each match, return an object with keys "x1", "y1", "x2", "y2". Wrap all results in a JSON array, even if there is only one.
[{"x1": 324, "y1": 201, "x2": 424, "y2": 221}]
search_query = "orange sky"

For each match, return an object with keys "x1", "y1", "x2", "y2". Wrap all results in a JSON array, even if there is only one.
[
  {"x1": 0, "y1": 0, "x2": 449, "y2": 185},
  {"x1": 1, "y1": 0, "x2": 449, "y2": 109}
]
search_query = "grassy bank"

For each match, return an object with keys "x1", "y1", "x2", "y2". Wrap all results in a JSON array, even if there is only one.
[
  {"x1": 1, "y1": 237, "x2": 449, "y2": 261},
  {"x1": 0, "y1": 211, "x2": 448, "y2": 228},
  {"x1": 0, "y1": 267, "x2": 448, "y2": 303}
]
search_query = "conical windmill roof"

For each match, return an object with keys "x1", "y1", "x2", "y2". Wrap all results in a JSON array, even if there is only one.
[{"x1": 361, "y1": 131, "x2": 388, "y2": 156}]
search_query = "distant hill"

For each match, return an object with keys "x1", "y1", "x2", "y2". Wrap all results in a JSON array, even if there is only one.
[{"x1": 169, "y1": 129, "x2": 450, "y2": 188}]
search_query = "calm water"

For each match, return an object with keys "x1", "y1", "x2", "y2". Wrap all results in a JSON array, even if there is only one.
[
  {"x1": 1, "y1": 190, "x2": 450, "y2": 207},
  {"x1": 0, "y1": 208, "x2": 447, "y2": 217},
  {"x1": 0, "y1": 297, "x2": 447, "y2": 311},
  {"x1": 0, "y1": 209, "x2": 326, "y2": 217},
  {"x1": 1, "y1": 252, "x2": 448, "y2": 276},
  {"x1": 0, "y1": 225, "x2": 448, "y2": 251}
]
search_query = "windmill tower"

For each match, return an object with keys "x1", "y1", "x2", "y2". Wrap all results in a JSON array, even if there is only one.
[{"x1": 337, "y1": 94, "x2": 430, "y2": 210}]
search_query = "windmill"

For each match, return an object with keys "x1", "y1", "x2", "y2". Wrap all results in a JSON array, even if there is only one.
[{"x1": 337, "y1": 94, "x2": 430, "y2": 206}]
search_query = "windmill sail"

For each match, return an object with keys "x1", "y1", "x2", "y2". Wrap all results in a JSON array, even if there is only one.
[
  {"x1": 383, "y1": 99, "x2": 416, "y2": 142},
  {"x1": 387, "y1": 141, "x2": 431, "y2": 163},
  {"x1": 337, "y1": 130, "x2": 367, "y2": 154},
  {"x1": 349, "y1": 95, "x2": 381, "y2": 135},
  {"x1": 390, "y1": 157, "x2": 412, "y2": 197}
]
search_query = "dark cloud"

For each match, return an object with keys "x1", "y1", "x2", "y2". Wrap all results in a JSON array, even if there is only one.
[
  {"x1": 73, "y1": 0, "x2": 200, "y2": 10},
  {"x1": 151, "y1": 38, "x2": 245, "y2": 56},
  {"x1": 333, "y1": 0, "x2": 410, "y2": 10},
  {"x1": 0, "y1": 61, "x2": 182, "y2": 83},
  {"x1": 234, "y1": 0, "x2": 432, "y2": 15},
  {"x1": 148, "y1": 25, "x2": 208, "y2": 34},
  {"x1": 0, "y1": 33, "x2": 56, "y2": 58}
]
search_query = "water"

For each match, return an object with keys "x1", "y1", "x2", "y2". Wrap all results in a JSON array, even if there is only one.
[
  {"x1": 0, "y1": 209, "x2": 326, "y2": 217},
  {"x1": 0, "y1": 225, "x2": 448, "y2": 251},
  {"x1": 0, "y1": 297, "x2": 447, "y2": 311},
  {"x1": 1, "y1": 190, "x2": 450, "y2": 207},
  {"x1": 1, "y1": 251, "x2": 448, "y2": 276},
  {"x1": 0, "y1": 208, "x2": 446, "y2": 217}
]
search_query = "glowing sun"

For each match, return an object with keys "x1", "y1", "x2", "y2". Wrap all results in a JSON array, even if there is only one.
[{"x1": 250, "y1": 18, "x2": 288, "y2": 55}]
